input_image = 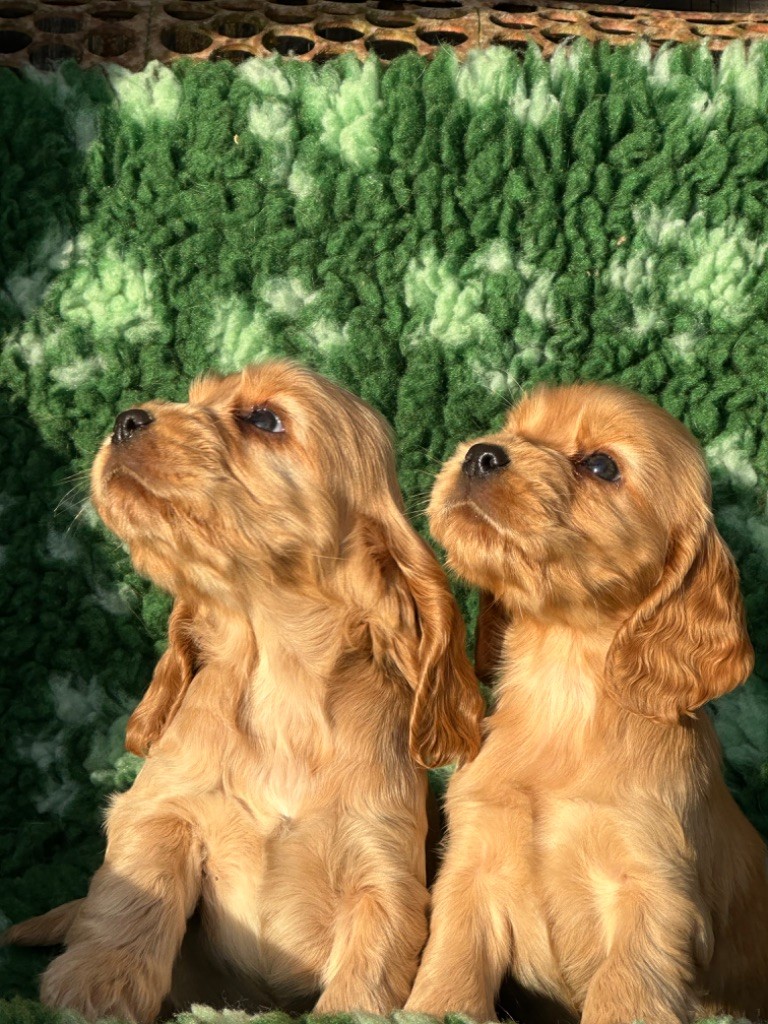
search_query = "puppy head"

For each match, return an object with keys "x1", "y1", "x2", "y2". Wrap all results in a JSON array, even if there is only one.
[
  {"x1": 91, "y1": 361, "x2": 398, "y2": 600},
  {"x1": 430, "y1": 384, "x2": 753, "y2": 722},
  {"x1": 94, "y1": 360, "x2": 482, "y2": 763}
]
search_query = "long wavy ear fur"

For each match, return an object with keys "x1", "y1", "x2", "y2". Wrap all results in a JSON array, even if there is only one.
[
  {"x1": 125, "y1": 600, "x2": 202, "y2": 756},
  {"x1": 605, "y1": 518, "x2": 754, "y2": 723},
  {"x1": 0, "y1": 898, "x2": 82, "y2": 948},
  {"x1": 357, "y1": 512, "x2": 484, "y2": 769}
]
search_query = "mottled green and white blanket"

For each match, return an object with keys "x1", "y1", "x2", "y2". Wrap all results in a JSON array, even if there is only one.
[{"x1": 1, "y1": 42, "x2": 767, "y2": 1024}]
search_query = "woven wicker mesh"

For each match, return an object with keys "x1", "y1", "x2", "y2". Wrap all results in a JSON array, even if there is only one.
[{"x1": 2, "y1": 0, "x2": 768, "y2": 71}]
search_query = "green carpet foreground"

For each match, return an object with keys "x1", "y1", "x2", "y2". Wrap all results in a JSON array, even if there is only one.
[
  {"x1": 0, "y1": 1004, "x2": 744, "y2": 1024},
  {"x1": 2, "y1": 40, "x2": 768, "y2": 1022}
]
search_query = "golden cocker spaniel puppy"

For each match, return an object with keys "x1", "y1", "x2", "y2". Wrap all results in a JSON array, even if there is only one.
[
  {"x1": 4, "y1": 361, "x2": 483, "y2": 1024},
  {"x1": 406, "y1": 383, "x2": 768, "y2": 1024}
]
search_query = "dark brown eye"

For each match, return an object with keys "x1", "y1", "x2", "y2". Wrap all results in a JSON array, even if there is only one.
[
  {"x1": 579, "y1": 452, "x2": 620, "y2": 482},
  {"x1": 240, "y1": 407, "x2": 284, "y2": 433}
]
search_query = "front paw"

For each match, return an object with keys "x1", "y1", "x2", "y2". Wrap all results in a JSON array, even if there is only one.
[
  {"x1": 41, "y1": 946, "x2": 165, "y2": 1024},
  {"x1": 316, "y1": 982, "x2": 393, "y2": 1015},
  {"x1": 405, "y1": 984, "x2": 497, "y2": 1022},
  {"x1": 582, "y1": 964, "x2": 690, "y2": 1024}
]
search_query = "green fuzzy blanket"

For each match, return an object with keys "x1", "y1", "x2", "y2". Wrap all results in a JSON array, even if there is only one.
[{"x1": 2, "y1": 41, "x2": 768, "y2": 1024}]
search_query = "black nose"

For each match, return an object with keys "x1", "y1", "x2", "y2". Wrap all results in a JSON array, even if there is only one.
[
  {"x1": 112, "y1": 408, "x2": 153, "y2": 445},
  {"x1": 462, "y1": 443, "x2": 510, "y2": 478}
]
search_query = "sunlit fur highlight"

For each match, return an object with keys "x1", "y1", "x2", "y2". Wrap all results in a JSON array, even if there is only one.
[
  {"x1": 406, "y1": 383, "x2": 767, "y2": 1024},
  {"x1": 3, "y1": 360, "x2": 483, "y2": 1024}
]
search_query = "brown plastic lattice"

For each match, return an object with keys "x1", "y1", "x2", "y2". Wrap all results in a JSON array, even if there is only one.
[
  {"x1": 0, "y1": 1, "x2": 151, "y2": 70},
  {"x1": 2, "y1": 0, "x2": 768, "y2": 69}
]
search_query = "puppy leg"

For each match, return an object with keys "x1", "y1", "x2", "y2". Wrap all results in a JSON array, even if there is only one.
[
  {"x1": 581, "y1": 874, "x2": 702, "y2": 1024},
  {"x1": 315, "y1": 874, "x2": 428, "y2": 1014},
  {"x1": 406, "y1": 798, "x2": 554, "y2": 1022},
  {"x1": 41, "y1": 808, "x2": 203, "y2": 1024},
  {"x1": 405, "y1": 867, "x2": 509, "y2": 1020}
]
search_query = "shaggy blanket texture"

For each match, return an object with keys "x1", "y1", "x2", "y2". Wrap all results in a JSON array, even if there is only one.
[{"x1": 1, "y1": 41, "x2": 768, "y2": 1024}]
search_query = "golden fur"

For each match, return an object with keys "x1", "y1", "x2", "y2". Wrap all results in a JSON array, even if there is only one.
[
  {"x1": 3, "y1": 361, "x2": 483, "y2": 1024},
  {"x1": 406, "y1": 383, "x2": 768, "y2": 1024}
]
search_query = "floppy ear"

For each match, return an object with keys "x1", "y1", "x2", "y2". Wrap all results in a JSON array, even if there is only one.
[
  {"x1": 356, "y1": 513, "x2": 484, "y2": 769},
  {"x1": 605, "y1": 519, "x2": 754, "y2": 723},
  {"x1": 474, "y1": 589, "x2": 510, "y2": 687},
  {"x1": 125, "y1": 599, "x2": 202, "y2": 756}
]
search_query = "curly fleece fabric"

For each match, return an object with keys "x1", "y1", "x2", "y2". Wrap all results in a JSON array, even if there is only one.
[{"x1": 1, "y1": 41, "x2": 768, "y2": 1023}]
